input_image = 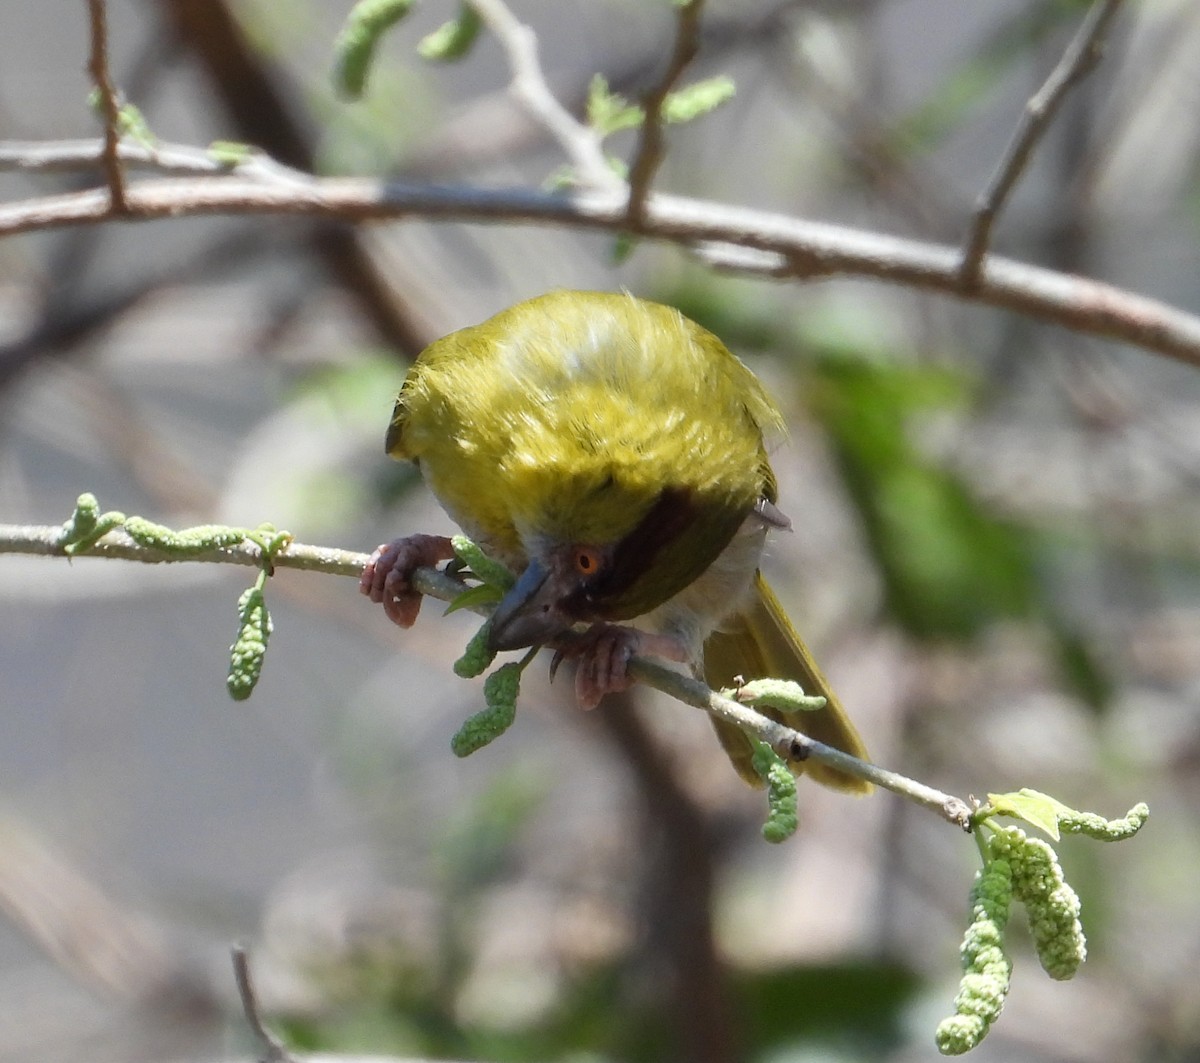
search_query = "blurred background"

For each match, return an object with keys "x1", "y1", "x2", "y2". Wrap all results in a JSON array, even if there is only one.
[{"x1": 1, "y1": 1, "x2": 1199, "y2": 1061}]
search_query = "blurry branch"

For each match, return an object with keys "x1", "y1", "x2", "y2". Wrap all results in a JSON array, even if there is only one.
[
  {"x1": 0, "y1": 518, "x2": 971, "y2": 826},
  {"x1": 0, "y1": 814, "x2": 175, "y2": 1000},
  {"x1": 469, "y1": 0, "x2": 621, "y2": 192},
  {"x1": 625, "y1": 0, "x2": 707, "y2": 228},
  {"x1": 3, "y1": 0, "x2": 1194, "y2": 367},
  {"x1": 3, "y1": 165, "x2": 1200, "y2": 367},
  {"x1": 156, "y1": 0, "x2": 432, "y2": 357},
  {"x1": 86, "y1": 0, "x2": 128, "y2": 212},
  {"x1": 232, "y1": 946, "x2": 295, "y2": 1063},
  {"x1": 959, "y1": 0, "x2": 1126, "y2": 286},
  {"x1": 0, "y1": 521, "x2": 366, "y2": 578}
]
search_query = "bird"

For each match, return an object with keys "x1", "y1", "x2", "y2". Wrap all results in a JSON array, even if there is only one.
[{"x1": 359, "y1": 290, "x2": 869, "y2": 792}]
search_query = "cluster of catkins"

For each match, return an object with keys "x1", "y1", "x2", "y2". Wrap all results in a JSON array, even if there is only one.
[{"x1": 936, "y1": 824, "x2": 1087, "y2": 1055}]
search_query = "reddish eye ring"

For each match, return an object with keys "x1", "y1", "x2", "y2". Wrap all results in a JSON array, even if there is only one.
[{"x1": 573, "y1": 546, "x2": 603, "y2": 575}]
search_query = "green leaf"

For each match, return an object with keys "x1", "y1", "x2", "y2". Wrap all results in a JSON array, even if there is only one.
[
  {"x1": 984, "y1": 788, "x2": 1075, "y2": 841},
  {"x1": 662, "y1": 76, "x2": 735, "y2": 124},
  {"x1": 587, "y1": 74, "x2": 644, "y2": 137},
  {"x1": 445, "y1": 583, "x2": 504, "y2": 616}
]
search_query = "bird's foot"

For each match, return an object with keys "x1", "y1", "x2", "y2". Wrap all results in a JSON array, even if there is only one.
[
  {"x1": 551, "y1": 623, "x2": 689, "y2": 709},
  {"x1": 359, "y1": 533, "x2": 456, "y2": 628}
]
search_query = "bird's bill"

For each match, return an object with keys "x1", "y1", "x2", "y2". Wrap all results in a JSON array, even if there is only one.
[{"x1": 487, "y1": 558, "x2": 575, "y2": 651}]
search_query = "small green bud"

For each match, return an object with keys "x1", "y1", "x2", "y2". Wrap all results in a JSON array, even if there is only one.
[
  {"x1": 587, "y1": 74, "x2": 644, "y2": 137},
  {"x1": 451, "y1": 535, "x2": 515, "y2": 591},
  {"x1": 1006, "y1": 833, "x2": 1086, "y2": 980},
  {"x1": 751, "y1": 743, "x2": 798, "y2": 843},
  {"x1": 227, "y1": 586, "x2": 272, "y2": 701},
  {"x1": 935, "y1": 1014, "x2": 987, "y2": 1056},
  {"x1": 936, "y1": 856, "x2": 1014, "y2": 1054},
  {"x1": 417, "y1": 3, "x2": 481, "y2": 61},
  {"x1": 333, "y1": 0, "x2": 417, "y2": 98},
  {"x1": 124, "y1": 517, "x2": 247, "y2": 557},
  {"x1": 734, "y1": 678, "x2": 827, "y2": 713},
  {"x1": 208, "y1": 140, "x2": 255, "y2": 166},
  {"x1": 60, "y1": 493, "x2": 126, "y2": 556},
  {"x1": 662, "y1": 76, "x2": 736, "y2": 124},
  {"x1": 1059, "y1": 802, "x2": 1149, "y2": 842},
  {"x1": 451, "y1": 662, "x2": 521, "y2": 757},
  {"x1": 454, "y1": 621, "x2": 497, "y2": 679}
]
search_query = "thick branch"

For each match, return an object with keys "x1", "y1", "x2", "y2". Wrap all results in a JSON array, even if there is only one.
[
  {"x1": 1, "y1": 169, "x2": 1198, "y2": 367},
  {"x1": 0, "y1": 521, "x2": 969, "y2": 823}
]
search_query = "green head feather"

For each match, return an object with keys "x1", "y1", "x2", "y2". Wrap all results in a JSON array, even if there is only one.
[{"x1": 389, "y1": 290, "x2": 783, "y2": 620}]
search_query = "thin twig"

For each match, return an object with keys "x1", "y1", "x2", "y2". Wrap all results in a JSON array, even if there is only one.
[
  {"x1": 959, "y1": 0, "x2": 1126, "y2": 287},
  {"x1": 468, "y1": 0, "x2": 622, "y2": 192},
  {"x1": 86, "y1": 0, "x2": 129, "y2": 212},
  {"x1": 625, "y1": 0, "x2": 707, "y2": 229},
  {"x1": 1, "y1": 172, "x2": 1198, "y2": 367},
  {"x1": 0, "y1": 520, "x2": 969, "y2": 822},
  {"x1": 231, "y1": 945, "x2": 294, "y2": 1063}
]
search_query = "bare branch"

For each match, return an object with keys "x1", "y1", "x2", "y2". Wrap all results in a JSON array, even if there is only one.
[
  {"x1": 0, "y1": 137, "x2": 315, "y2": 184},
  {"x1": 232, "y1": 946, "x2": 295, "y2": 1063},
  {"x1": 468, "y1": 0, "x2": 622, "y2": 192},
  {"x1": 85, "y1": 0, "x2": 129, "y2": 212},
  {"x1": 0, "y1": 518, "x2": 968, "y2": 823},
  {"x1": 625, "y1": 0, "x2": 706, "y2": 228},
  {"x1": 959, "y1": 0, "x2": 1127, "y2": 286},
  {"x1": 1, "y1": 170, "x2": 1197, "y2": 367}
]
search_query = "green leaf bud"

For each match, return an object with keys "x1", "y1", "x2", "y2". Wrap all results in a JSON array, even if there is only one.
[
  {"x1": 1007, "y1": 834, "x2": 1086, "y2": 980},
  {"x1": 735, "y1": 677, "x2": 827, "y2": 714},
  {"x1": 751, "y1": 743, "x2": 798, "y2": 843},
  {"x1": 418, "y1": 3, "x2": 481, "y2": 61},
  {"x1": 227, "y1": 586, "x2": 272, "y2": 701},
  {"x1": 334, "y1": 0, "x2": 417, "y2": 99},
  {"x1": 451, "y1": 535, "x2": 515, "y2": 591},
  {"x1": 936, "y1": 856, "x2": 1014, "y2": 1053},
  {"x1": 935, "y1": 1013, "x2": 987, "y2": 1055},
  {"x1": 124, "y1": 517, "x2": 247, "y2": 557},
  {"x1": 451, "y1": 662, "x2": 521, "y2": 757},
  {"x1": 662, "y1": 76, "x2": 735, "y2": 124},
  {"x1": 1058, "y1": 802, "x2": 1149, "y2": 842},
  {"x1": 60, "y1": 493, "x2": 127, "y2": 555},
  {"x1": 454, "y1": 620, "x2": 498, "y2": 678}
]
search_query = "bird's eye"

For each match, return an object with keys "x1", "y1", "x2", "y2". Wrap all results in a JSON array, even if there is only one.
[{"x1": 573, "y1": 546, "x2": 603, "y2": 576}]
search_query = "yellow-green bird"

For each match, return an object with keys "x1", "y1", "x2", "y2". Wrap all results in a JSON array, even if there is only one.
[{"x1": 360, "y1": 290, "x2": 869, "y2": 792}]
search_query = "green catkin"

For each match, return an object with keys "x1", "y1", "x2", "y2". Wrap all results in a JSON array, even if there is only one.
[
  {"x1": 751, "y1": 744, "x2": 798, "y2": 843},
  {"x1": 417, "y1": 3, "x2": 481, "y2": 61},
  {"x1": 334, "y1": 0, "x2": 417, "y2": 98},
  {"x1": 451, "y1": 662, "x2": 521, "y2": 757},
  {"x1": 1058, "y1": 802, "x2": 1149, "y2": 842},
  {"x1": 124, "y1": 517, "x2": 247, "y2": 556},
  {"x1": 227, "y1": 587, "x2": 272, "y2": 701},
  {"x1": 451, "y1": 535, "x2": 515, "y2": 591},
  {"x1": 992, "y1": 827, "x2": 1086, "y2": 980},
  {"x1": 734, "y1": 677, "x2": 827, "y2": 713},
  {"x1": 60, "y1": 493, "x2": 126, "y2": 555},
  {"x1": 454, "y1": 621, "x2": 497, "y2": 679},
  {"x1": 935, "y1": 856, "x2": 1014, "y2": 1055}
]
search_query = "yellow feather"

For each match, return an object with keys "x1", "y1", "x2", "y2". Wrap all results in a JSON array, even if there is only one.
[
  {"x1": 704, "y1": 572, "x2": 872, "y2": 794},
  {"x1": 384, "y1": 290, "x2": 871, "y2": 790}
]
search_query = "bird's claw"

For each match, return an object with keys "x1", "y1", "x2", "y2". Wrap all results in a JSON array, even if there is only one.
[
  {"x1": 550, "y1": 623, "x2": 689, "y2": 709},
  {"x1": 359, "y1": 533, "x2": 455, "y2": 628}
]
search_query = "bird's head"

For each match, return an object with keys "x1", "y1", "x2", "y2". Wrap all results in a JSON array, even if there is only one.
[{"x1": 486, "y1": 472, "x2": 752, "y2": 653}]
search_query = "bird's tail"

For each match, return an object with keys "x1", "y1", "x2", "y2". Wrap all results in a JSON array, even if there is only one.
[{"x1": 702, "y1": 571, "x2": 872, "y2": 794}]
